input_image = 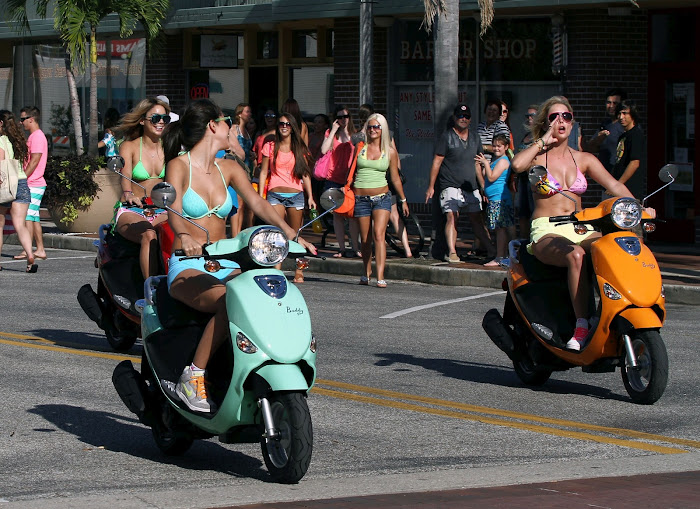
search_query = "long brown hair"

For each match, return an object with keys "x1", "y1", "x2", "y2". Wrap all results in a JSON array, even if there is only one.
[
  {"x1": 114, "y1": 97, "x2": 170, "y2": 141},
  {"x1": 273, "y1": 114, "x2": 311, "y2": 180},
  {"x1": 0, "y1": 110, "x2": 28, "y2": 163}
]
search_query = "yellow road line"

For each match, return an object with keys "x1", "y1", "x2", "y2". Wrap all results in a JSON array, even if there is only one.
[
  {"x1": 312, "y1": 387, "x2": 686, "y2": 455},
  {"x1": 2, "y1": 332, "x2": 693, "y2": 453},
  {"x1": 315, "y1": 379, "x2": 700, "y2": 451},
  {"x1": 0, "y1": 338, "x2": 137, "y2": 362}
]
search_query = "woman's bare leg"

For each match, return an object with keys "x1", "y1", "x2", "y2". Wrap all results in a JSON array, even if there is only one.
[{"x1": 372, "y1": 209, "x2": 390, "y2": 281}]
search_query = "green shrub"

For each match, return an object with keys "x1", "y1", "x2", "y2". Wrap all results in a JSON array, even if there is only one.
[{"x1": 43, "y1": 155, "x2": 104, "y2": 224}]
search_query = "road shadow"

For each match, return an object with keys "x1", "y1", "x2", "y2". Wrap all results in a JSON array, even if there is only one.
[
  {"x1": 28, "y1": 403, "x2": 270, "y2": 480},
  {"x1": 29, "y1": 327, "x2": 143, "y2": 355},
  {"x1": 373, "y1": 352, "x2": 629, "y2": 403}
]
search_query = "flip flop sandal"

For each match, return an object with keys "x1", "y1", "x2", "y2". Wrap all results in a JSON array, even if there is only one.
[
  {"x1": 26, "y1": 263, "x2": 38, "y2": 273},
  {"x1": 376, "y1": 280, "x2": 387, "y2": 288}
]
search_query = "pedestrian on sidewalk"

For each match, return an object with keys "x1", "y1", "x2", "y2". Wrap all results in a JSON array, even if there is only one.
[
  {"x1": 426, "y1": 104, "x2": 494, "y2": 264},
  {"x1": 14, "y1": 106, "x2": 48, "y2": 263},
  {"x1": 0, "y1": 110, "x2": 38, "y2": 272}
]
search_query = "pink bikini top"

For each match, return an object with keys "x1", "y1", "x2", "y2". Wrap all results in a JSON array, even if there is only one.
[{"x1": 534, "y1": 149, "x2": 588, "y2": 196}]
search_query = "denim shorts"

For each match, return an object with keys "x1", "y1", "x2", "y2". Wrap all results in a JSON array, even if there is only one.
[
  {"x1": 1, "y1": 178, "x2": 31, "y2": 207},
  {"x1": 267, "y1": 191, "x2": 305, "y2": 210},
  {"x1": 353, "y1": 191, "x2": 392, "y2": 217}
]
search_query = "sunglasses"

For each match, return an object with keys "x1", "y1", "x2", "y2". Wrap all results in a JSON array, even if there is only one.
[
  {"x1": 525, "y1": 113, "x2": 536, "y2": 118},
  {"x1": 214, "y1": 116, "x2": 233, "y2": 128},
  {"x1": 278, "y1": 121, "x2": 292, "y2": 128},
  {"x1": 455, "y1": 114, "x2": 471, "y2": 120},
  {"x1": 264, "y1": 113, "x2": 277, "y2": 118},
  {"x1": 367, "y1": 124, "x2": 382, "y2": 130},
  {"x1": 336, "y1": 114, "x2": 349, "y2": 119},
  {"x1": 148, "y1": 114, "x2": 171, "y2": 125},
  {"x1": 548, "y1": 111, "x2": 573, "y2": 123},
  {"x1": 20, "y1": 116, "x2": 30, "y2": 122}
]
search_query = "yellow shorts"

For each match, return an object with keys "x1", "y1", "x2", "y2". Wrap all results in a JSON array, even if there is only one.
[{"x1": 527, "y1": 216, "x2": 597, "y2": 254}]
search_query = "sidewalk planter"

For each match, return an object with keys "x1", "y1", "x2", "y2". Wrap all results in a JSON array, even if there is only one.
[{"x1": 44, "y1": 155, "x2": 120, "y2": 234}]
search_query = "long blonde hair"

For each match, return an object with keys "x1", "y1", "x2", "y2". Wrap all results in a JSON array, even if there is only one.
[
  {"x1": 362, "y1": 113, "x2": 391, "y2": 153},
  {"x1": 530, "y1": 96, "x2": 573, "y2": 140},
  {"x1": 114, "y1": 97, "x2": 170, "y2": 141}
]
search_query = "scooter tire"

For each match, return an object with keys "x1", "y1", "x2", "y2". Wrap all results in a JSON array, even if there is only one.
[
  {"x1": 261, "y1": 392, "x2": 313, "y2": 484},
  {"x1": 621, "y1": 330, "x2": 668, "y2": 405},
  {"x1": 513, "y1": 356, "x2": 552, "y2": 386},
  {"x1": 104, "y1": 318, "x2": 138, "y2": 351}
]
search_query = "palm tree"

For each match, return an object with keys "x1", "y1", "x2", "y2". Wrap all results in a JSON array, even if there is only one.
[{"x1": 8, "y1": 0, "x2": 169, "y2": 156}]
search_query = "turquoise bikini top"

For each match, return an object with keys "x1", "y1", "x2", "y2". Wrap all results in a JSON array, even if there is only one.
[
  {"x1": 132, "y1": 138, "x2": 166, "y2": 181},
  {"x1": 182, "y1": 152, "x2": 233, "y2": 220}
]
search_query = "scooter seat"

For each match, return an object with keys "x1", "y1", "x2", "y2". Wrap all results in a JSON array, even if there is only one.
[
  {"x1": 105, "y1": 230, "x2": 141, "y2": 259},
  {"x1": 155, "y1": 278, "x2": 212, "y2": 329},
  {"x1": 518, "y1": 243, "x2": 568, "y2": 282}
]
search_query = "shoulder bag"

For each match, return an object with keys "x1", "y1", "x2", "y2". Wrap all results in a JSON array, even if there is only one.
[
  {"x1": 0, "y1": 158, "x2": 20, "y2": 204},
  {"x1": 334, "y1": 141, "x2": 364, "y2": 218},
  {"x1": 313, "y1": 150, "x2": 333, "y2": 180}
]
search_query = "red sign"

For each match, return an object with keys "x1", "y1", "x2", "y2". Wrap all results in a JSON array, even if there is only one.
[
  {"x1": 190, "y1": 84, "x2": 209, "y2": 99},
  {"x1": 96, "y1": 39, "x2": 140, "y2": 57}
]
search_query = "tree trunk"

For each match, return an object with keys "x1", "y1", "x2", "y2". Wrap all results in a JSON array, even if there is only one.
[
  {"x1": 433, "y1": 0, "x2": 459, "y2": 138},
  {"x1": 88, "y1": 26, "x2": 98, "y2": 157},
  {"x1": 429, "y1": 0, "x2": 459, "y2": 260},
  {"x1": 65, "y1": 54, "x2": 84, "y2": 155}
]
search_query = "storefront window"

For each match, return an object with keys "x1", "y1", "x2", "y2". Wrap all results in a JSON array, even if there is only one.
[
  {"x1": 257, "y1": 31, "x2": 279, "y2": 59},
  {"x1": 665, "y1": 82, "x2": 695, "y2": 219},
  {"x1": 2, "y1": 39, "x2": 146, "y2": 138},
  {"x1": 652, "y1": 14, "x2": 695, "y2": 63},
  {"x1": 290, "y1": 66, "x2": 333, "y2": 117},
  {"x1": 292, "y1": 30, "x2": 317, "y2": 58}
]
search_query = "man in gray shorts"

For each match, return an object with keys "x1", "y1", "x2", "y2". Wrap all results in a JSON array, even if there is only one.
[{"x1": 426, "y1": 104, "x2": 494, "y2": 263}]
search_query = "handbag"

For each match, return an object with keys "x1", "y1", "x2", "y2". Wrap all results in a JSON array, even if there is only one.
[
  {"x1": 0, "y1": 159, "x2": 20, "y2": 204},
  {"x1": 313, "y1": 150, "x2": 333, "y2": 180},
  {"x1": 334, "y1": 142, "x2": 363, "y2": 218}
]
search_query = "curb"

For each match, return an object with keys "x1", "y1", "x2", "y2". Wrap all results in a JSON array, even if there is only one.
[{"x1": 6, "y1": 233, "x2": 698, "y2": 305}]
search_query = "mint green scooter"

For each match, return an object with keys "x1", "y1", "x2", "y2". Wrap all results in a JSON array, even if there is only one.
[{"x1": 112, "y1": 184, "x2": 343, "y2": 484}]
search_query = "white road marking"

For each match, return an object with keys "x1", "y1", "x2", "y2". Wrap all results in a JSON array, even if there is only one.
[
  {"x1": 661, "y1": 271, "x2": 700, "y2": 281},
  {"x1": 0, "y1": 254, "x2": 95, "y2": 265},
  {"x1": 380, "y1": 290, "x2": 505, "y2": 319}
]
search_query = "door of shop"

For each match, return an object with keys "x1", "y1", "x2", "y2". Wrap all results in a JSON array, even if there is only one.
[{"x1": 647, "y1": 10, "x2": 699, "y2": 244}]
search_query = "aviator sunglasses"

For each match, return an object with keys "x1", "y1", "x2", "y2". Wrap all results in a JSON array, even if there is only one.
[
  {"x1": 367, "y1": 124, "x2": 382, "y2": 130},
  {"x1": 548, "y1": 111, "x2": 573, "y2": 123},
  {"x1": 148, "y1": 113, "x2": 171, "y2": 125}
]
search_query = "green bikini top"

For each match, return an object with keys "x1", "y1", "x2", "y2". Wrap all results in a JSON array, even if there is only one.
[{"x1": 131, "y1": 138, "x2": 165, "y2": 181}]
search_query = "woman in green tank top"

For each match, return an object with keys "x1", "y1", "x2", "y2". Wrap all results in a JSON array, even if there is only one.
[{"x1": 352, "y1": 113, "x2": 409, "y2": 288}]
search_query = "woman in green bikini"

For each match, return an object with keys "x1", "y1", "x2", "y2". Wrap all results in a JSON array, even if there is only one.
[{"x1": 114, "y1": 97, "x2": 171, "y2": 279}]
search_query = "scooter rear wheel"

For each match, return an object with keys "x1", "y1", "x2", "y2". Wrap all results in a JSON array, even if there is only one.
[
  {"x1": 261, "y1": 392, "x2": 313, "y2": 484},
  {"x1": 621, "y1": 330, "x2": 668, "y2": 405},
  {"x1": 513, "y1": 356, "x2": 552, "y2": 386}
]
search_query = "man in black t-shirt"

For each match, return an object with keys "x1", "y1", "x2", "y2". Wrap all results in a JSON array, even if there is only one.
[
  {"x1": 611, "y1": 100, "x2": 646, "y2": 199},
  {"x1": 426, "y1": 104, "x2": 494, "y2": 263}
]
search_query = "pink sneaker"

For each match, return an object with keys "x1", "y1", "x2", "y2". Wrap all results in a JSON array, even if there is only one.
[{"x1": 565, "y1": 326, "x2": 588, "y2": 351}]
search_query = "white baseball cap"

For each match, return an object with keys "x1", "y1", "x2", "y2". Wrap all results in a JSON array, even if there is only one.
[{"x1": 156, "y1": 95, "x2": 170, "y2": 105}]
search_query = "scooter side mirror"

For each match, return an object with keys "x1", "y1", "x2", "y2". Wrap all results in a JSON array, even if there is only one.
[
  {"x1": 106, "y1": 156, "x2": 125, "y2": 172},
  {"x1": 658, "y1": 164, "x2": 679, "y2": 183},
  {"x1": 151, "y1": 182, "x2": 177, "y2": 209},
  {"x1": 319, "y1": 188, "x2": 345, "y2": 211},
  {"x1": 528, "y1": 165, "x2": 547, "y2": 187}
]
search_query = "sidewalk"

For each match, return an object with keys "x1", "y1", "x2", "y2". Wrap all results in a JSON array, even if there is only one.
[{"x1": 4, "y1": 215, "x2": 700, "y2": 305}]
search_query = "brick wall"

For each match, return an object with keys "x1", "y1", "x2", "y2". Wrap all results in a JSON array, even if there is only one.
[
  {"x1": 145, "y1": 35, "x2": 187, "y2": 116},
  {"x1": 563, "y1": 8, "x2": 648, "y2": 206},
  {"x1": 333, "y1": 18, "x2": 387, "y2": 124}
]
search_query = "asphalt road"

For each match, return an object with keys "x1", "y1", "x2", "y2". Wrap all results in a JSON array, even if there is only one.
[{"x1": 1, "y1": 246, "x2": 699, "y2": 508}]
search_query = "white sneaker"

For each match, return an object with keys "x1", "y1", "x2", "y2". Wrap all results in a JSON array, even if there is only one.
[{"x1": 175, "y1": 366, "x2": 216, "y2": 413}]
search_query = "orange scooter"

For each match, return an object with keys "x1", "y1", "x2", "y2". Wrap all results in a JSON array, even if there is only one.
[{"x1": 482, "y1": 164, "x2": 679, "y2": 404}]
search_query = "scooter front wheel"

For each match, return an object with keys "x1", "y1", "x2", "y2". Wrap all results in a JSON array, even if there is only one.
[
  {"x1": 260, "y1": 392, "x2": 313, "y2": 484},
  {"x1": 621, "y1": 330, "x2": 668, "y2": 405}
]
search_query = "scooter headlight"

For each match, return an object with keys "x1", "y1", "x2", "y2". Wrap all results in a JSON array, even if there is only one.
[
  {"x1": 611, "y1": 198, "x2": 642, "y2": 229},
  {"x1": 248, "y1": 227, "x2": 289, "y2": 266},
  {"x1": 236, "y1": 332, "x2": 258, "y2": 354}
]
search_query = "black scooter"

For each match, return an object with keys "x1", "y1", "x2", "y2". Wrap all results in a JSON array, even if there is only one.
[{"x1": 77, "y1": 156, "x2": 171, "y2": 351}]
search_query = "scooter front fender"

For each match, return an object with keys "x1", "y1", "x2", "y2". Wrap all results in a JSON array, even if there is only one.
[
  {"x1": 255, "y1": 364, "x2": 311, "y2": 392},
  {"x1": 615, "y1": 307, "x2": 664, "y2": 331}
]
